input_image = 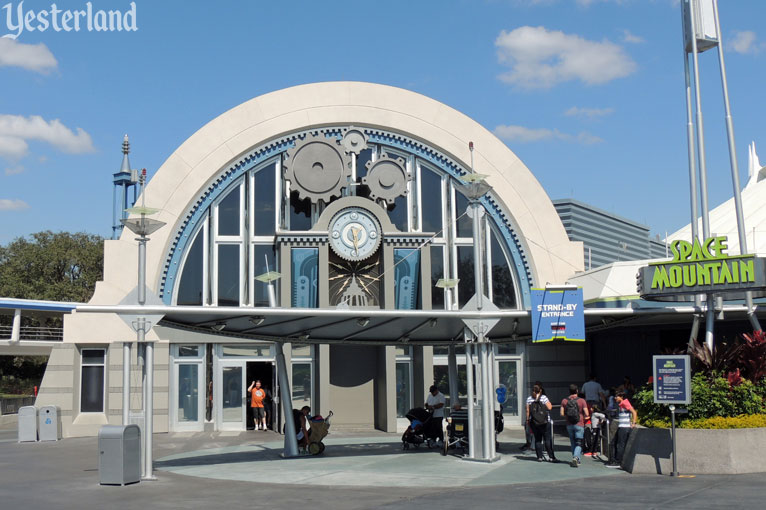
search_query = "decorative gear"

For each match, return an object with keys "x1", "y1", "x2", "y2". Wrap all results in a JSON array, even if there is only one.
[
  {"x1": 283, "y1": 133, "x2": 351, "y2": 203},
  {"x1": 340, "y1": 127, "x2": 368, "y2": 155},
  {"x1": 361, "y1": 152, "x2": 411, "y2": 205}
]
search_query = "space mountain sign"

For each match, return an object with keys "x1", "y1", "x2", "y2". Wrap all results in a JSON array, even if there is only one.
[{"x1": 637, "y1": 236, "x2": 766, "y2": 301}]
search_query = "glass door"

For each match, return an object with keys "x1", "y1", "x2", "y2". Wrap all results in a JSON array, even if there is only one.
[
  {"x1": 171, "y1": 345, "x2": 205, "y2": 432},
  {"x1": 217, "y1": 361, "x2": 246, "y2": 430},
  {"x1": 496, "y1": 358, "x2": 522, "y2": 421}
]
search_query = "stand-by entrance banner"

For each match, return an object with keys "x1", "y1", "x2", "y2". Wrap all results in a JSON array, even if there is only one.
[{"x1": 530, "y1": 287, "x2": 584, "y2": 343}]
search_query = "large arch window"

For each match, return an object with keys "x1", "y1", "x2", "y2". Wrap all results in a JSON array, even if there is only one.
[{"x1": 171, "y1": 128, "x2": 522, "y2": 311}]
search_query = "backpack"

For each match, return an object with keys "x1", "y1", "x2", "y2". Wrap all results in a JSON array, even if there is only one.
[
  {"x1": 565, "y1": 397, "x2": 581, "y2": 424},
  {"x1": 530, "y1": 398, "x2": 548, "y2": 426}
]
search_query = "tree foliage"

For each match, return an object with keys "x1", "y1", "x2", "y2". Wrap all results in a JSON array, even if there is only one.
[{"x1": 0, "y1": 231, "x2": 104, "y2": 302}]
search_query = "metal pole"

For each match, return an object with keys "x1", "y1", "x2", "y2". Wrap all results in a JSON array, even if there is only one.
[
  {"x1": 465, "y1": 340, "x2": 475, "y2": 459},
  {"x1": 670, "y1": 405, "x2": 678, "y2": 476},
  {"x1": 447, "y1": 345, "x2": 458, "y2": 410},
  {"x1": 487, "y1": 343, "x2": 497, "y2": 459},
  {"x1": 141, "y1": 322, "x2": 156, "y2": 480},
  {"x1": 276, "y1": 343, "x2": 299, "y2": 457},
  {"x1": 480, "y1": 343, "x2": 492, "y2": 460},
  {"x1": 123, "y1": 342, "x2": 131, "y2": 425},
  {"x1": 138, "y1": 238, "x2": 146, "y2": 306},
  {"x1": 712, "y1": 0, "x2": 761, "y2": 332},
  {"x1": 687, "y1": 0, "x2": 716, "y2": 353}
]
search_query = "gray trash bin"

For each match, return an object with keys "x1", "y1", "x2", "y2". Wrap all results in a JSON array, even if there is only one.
[
  {"x1": 98, "y1": 424, "x2": 141, "y2": 485},
  {"x1": 38, "y1": 406, "x2": 61, "y2": 441},
  {"x1": 18, "y1": 406, "x2": 38, "y2": 442}
]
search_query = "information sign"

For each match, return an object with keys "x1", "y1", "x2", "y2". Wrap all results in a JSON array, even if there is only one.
[{"x1": 653, "y1": 355, "x2": 691, "y2": 405}]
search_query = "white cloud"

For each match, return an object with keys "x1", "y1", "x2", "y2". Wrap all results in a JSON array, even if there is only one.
[
  {"x1": 0, "y1": 38, "x2": 58, "y2": 74},
  {"x1": 4, "y1": 164, "x2": 25, "y2": 175},
  {"x1": 564, "y1": 106, "x2": 615, "y2": 118},
  {"x1": 622, "y1": 29, "x2": 644, "y2": 44},
  {"x1": 0, "y1": 199, "x2": 29, "y2": 211},
  {"x1": 494, "y1": 124, "x2": 603, "y2": 144},
  {"x1": 729, "y1": 30, "x2": 764, "y2": 55},
  {"x1": 0, "y1": 115, "x2": 95, "y2": 158},
  {"x1": 495, "y1": 26, "x2": 637, "y2": 89}
]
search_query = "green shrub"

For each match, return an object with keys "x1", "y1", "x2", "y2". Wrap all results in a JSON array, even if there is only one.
[
  {"x1": 635, "y1": 372, "x2": 766, "y2": 425},
  {"x1": 641, "y1": 414, "x2": 766, "y2": 429}
]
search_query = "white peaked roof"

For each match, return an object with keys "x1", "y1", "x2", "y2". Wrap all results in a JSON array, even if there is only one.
[{"x1": 669, "y1": 141, "x2": 766, "y2": 256}]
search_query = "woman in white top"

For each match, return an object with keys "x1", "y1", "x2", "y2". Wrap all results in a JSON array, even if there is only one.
[{"x1": 525, "y1": 384, "x2": 556, "y2": 462}]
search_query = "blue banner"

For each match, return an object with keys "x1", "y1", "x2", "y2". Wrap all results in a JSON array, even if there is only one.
[{"x1": 530, "y1": 288, "x2": 585, "y2": 342}]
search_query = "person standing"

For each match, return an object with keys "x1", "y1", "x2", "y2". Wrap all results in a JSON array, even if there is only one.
[
  {"x1": 248, "y1": 380, "x2": 267, "y2": 431},
  {"x1": 582, "y1": 374, "x2": 606, "y2": 408},
  {"x1": 525, "y1": 384, "x2": 555, "y2": 462},
  {"x1": 607, "y1": 391, "x2": 638, "y2": 468},
  {"x1": 425, "y1": 385, "x2": 446, "y2": 444},
  {"x1": 561, "y1": 384, "x2": 589, "y2": 468}
]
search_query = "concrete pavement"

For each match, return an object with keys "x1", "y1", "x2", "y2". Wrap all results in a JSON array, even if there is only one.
[{"x1": 1, "y1": 425, "x2": 764, "y2": 509}]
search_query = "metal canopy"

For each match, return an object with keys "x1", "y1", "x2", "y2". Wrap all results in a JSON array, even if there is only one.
[{"x1": 74, "y1": 303, "x2": 764, "y2": 345}]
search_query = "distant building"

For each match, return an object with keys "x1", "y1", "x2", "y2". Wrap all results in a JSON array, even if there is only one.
[{"x1": 553, "y1": 199, "x2": 667, "y2": 270}]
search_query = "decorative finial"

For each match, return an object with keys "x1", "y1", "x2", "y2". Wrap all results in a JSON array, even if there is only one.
[{"x1": 120, "y1": 134, "x2": 132, "y2": 174}]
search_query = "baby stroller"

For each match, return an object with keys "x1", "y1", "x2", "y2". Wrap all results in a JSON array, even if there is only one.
[
  {"x1": 441, "y1": 407, "x2": 505, "y2": 456},
  {"x1": 307, "y1": 411, "x2": 333, "y2": 455},
  {"x1": 402, "y1": 407, "x2": 440, "y2": 450}
]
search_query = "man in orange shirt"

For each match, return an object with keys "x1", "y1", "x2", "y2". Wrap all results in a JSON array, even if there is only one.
[{"x1": 248, "y1": 380, "x2": 267, "y2": 430}]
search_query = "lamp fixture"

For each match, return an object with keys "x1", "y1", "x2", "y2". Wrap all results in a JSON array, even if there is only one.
[
  {"x1": 428, "y1": 318, "x2": 438, "y2": 328},
  {"x1": 248, "y1": 316, "x2": 266, "y2": 326},
  {"x1": 211, "y1": 322, "x2": 226, "y2": 332},
  {"x1": 357, "y1": 317, "x2": 370, "y2": 327}
]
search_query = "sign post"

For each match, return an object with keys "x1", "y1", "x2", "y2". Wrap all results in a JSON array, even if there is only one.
[{"x1": 653, "y1": 355, "x2": 691, "y2": 476}]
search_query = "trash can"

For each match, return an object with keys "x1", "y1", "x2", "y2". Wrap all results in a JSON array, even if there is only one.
[
  {"x1": 18, "y1": 406, "x2": 38, "y2": 442},
  {"x1": 38, "y1": 406, "x2": 61, "y2": 441},
  {"x1": 98, "y1": 424, "x2": 141, "y2": 486}
]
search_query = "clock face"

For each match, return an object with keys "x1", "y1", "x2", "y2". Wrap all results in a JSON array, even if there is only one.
[{"x1": 328, "y1": 207, "x2": 381, "y2": 261}]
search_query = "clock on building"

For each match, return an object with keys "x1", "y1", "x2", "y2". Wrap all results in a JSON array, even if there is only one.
[{"x1": 328, "y1": 207, "x2": 381, "y2": 261}]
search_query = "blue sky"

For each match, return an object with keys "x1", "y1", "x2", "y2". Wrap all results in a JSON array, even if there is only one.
[{"x1": 0, "y1": 0, "x2": 764, "y2": 244}]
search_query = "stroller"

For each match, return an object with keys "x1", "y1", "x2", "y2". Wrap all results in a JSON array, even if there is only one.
[
  {"x1": 441, "y1": 407, "x2": 505, "y2": 456},
  {"x1": 402, "y1": 407, "x2": 441, "y2": 450},
  {"x1": 306, "y1": 411, "x2": 333, "y2": 455}
]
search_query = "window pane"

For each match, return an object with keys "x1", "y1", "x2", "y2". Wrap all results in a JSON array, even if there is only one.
[
  {"x1": 177, "y1": 230, "x2": 204, "y2": 305},
  {"x1": 81, "y1": 365, "x2": 104, "y2": 412},
  {"x1": 457, "y1": 246, "x2": 475, "y2": 307},
  {"x1": 291, "y1": 248, "x2": 318, "y2": 308},
  {"x1": 491, "y1": 231, "x2": 517, "y2": 308},
  {"x1": 291, "y1": 344, "x2": 312, "y2": 358},
  {"x1": 217, "y1": 245, "x2": 240, "y2": 306},
  {"x1": 388, "y1": 195, "x2": 408, "y2": 232},
  {"x1": 82, "y1": 349, "x2": 105, "y2": 365},
  {"x1": 289, "y1": 192, "x2": 312, "y2": 231},
  {"x1": 253, "y1": 164, "x2": 276, "y2": 236},
  {"x1": 355, "y1": 148, "x2": 374, "y2": 200},
  {"x1": 222, "y1": 366, "x2": 242, "y2": 422},
  {"x1": 498, "y1": 360, "x2": 519, "y2": 416},
  {"x1": 430, "y1": 245, "x2": 444, "y2": 310},
  {"x1": 178, "y1": 345, "x2": 199, "y2": 357},
  {"x1": 253, "y1": 244, "x2": 277, "y2": 307},
  {"x1": 496, "y1": 343, "x2": 516, "y2": 355},
  {"x1": 432, "y1": 364, "x2": 468, "y2": 409},
  {"x1": 292, "y1": 362, "x2": 312, "y2": 410},
  {"x1": 455, "y1": 192, "x2": 472, "y2": 238},
  {"x1": 394, "y1": 249, "x2": 420, "y2": 310},
  {"x1": 222, "y1": 345, "x2": 272, "y2": 357},
  {"x1": 177, "y1": 364, "x2": 199, "y2": 422},
  {"x1": 420, "y1": 168, "x2": 442, "y2": 233},
  {"x1": 396, "y1": 362, "x2": 411, "y2": 418},
  {"x1": 217, "y1": 186, "x2": 240, "y2": 236}
]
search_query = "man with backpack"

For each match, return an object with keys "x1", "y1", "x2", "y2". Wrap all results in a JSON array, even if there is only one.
[
  {"x1": 525, "y1": 383, "x2": 555, "y2": 462},
  {"x1": 560, "y1": 384, "x2": 589, "y2": 468}
]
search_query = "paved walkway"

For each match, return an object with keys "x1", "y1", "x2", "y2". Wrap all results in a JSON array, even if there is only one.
[
  {"x1": 2, "y1": 424, "x2": 766, "y2": 509},
  {"x1": 156, "y1": 432, "x2": 623, "y2": 487}
]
